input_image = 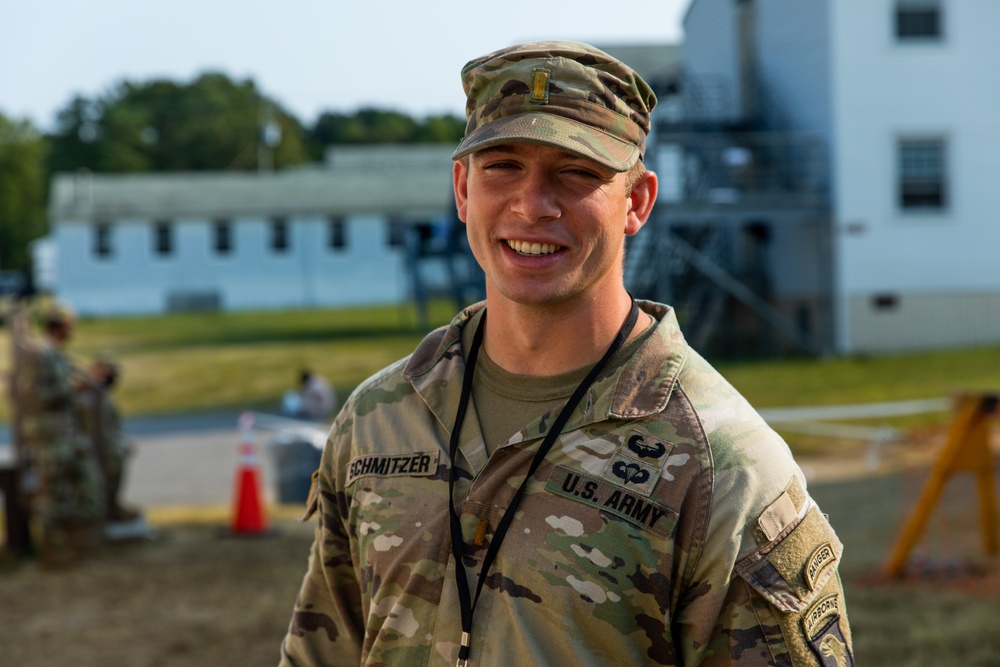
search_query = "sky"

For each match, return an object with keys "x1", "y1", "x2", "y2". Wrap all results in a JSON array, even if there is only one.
[{"x1": 0, "y1": 0, "x2": 692, "y2": 132}]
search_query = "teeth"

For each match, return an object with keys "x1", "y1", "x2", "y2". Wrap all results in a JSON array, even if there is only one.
[{"x1": 507, "y1": 240, "x2": 561, "y2": 256}]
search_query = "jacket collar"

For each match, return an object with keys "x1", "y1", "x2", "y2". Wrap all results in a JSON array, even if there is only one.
[{"x1": 404, "y1": 300, "x2": 688, "y2": 437}]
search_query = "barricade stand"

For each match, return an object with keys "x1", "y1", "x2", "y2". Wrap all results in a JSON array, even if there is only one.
[
  {"x1": 230, "y1": 412, "x2": 270, "y2": 535},
  {"x1": 883, "y1": 393, "x2": 999, "y2": 578}
]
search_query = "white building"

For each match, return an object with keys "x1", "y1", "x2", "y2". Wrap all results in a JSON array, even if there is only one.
[
  {"x1": 42, "y1": 45, "x2": 679, "y2": 322},
  {"x1": 658, "y1": 0, "x2": 1000, "y2": 354},
  {"x1": 45, "y1": 146, "x2": 461, "y2": 316}
]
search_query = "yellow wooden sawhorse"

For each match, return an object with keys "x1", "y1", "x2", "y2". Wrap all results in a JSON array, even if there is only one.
[{"x1": 883, "y1": 393, "x2": 999, "y2": 578}]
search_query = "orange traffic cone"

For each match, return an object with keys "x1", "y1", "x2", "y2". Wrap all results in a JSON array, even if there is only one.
[{"x1": 231, "y1": 412, "x2": 269, "y2": 535}]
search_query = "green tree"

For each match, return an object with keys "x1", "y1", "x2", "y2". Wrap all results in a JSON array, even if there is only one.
[
  {"x1": 414, "y1": 114, "x2": 467, "y2": 143},
  {"x1": 306, "y1": 107, "x2": 466, "y2": 158},
  {"x1": 0, "y1": 113, "x2": 48, "y2": 274},
  {"x1": 47, "y1": 73, "x2": 311, "y2": 174}
]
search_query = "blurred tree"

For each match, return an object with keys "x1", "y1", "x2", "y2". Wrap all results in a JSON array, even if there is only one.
[
  {"x1": 0, "y1": 113, "x2": 48, "y2": 274},
  {"x1": 306, "y1": 107, "x2": 465, "y2": 159},
  {"x1": 414, "y1": 114, "x2": 467, "y2": 143},
  {"x1": 47, "y1": 73, "x2": 311, "y2": 174}
]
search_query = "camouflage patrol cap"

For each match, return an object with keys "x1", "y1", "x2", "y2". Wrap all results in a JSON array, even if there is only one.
[
  {"x1": 452, "y1": 41, "x2": 657, "y2": 172},
  {"x1": 41, "y1": 302, "x2": 76, "y2": 327},
  {"x1": 95, "y1": 352, "x2": 119, "y2": 372}
]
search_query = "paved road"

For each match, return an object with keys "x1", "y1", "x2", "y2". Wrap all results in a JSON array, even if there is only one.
[
  {"x1": 0, "y1": 397, "x2": 950, "y2": 510},
  {"x1": 0, "y1": 410, "x2": 329, "y2": 509}
]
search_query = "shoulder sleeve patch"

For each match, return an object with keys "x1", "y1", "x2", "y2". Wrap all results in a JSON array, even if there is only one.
[
  {"x1": 803, "y1": 588, "x2": 854, "y2": 666},
  {"x1": 737, "y1": 505, "x2": 843, "y2": 613}
]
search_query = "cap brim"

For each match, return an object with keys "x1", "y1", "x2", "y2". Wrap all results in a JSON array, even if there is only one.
[{"x1": 451, "y1": 112, "x2": 640, "y2": 172}]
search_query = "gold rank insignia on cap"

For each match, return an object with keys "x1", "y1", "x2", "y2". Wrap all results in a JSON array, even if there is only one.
[{"x1": 530, "y1": 68, "x2": 551, "y2": 104}]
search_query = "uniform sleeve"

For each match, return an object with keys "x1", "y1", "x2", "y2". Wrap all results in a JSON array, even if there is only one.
[
  {"x1": 35, "y1": 348, "x2": 74, "y2": 409},
  {"x1": 676, "y1": 472, "x2": 854, "y2": 666},
  {"x1": 278, "y1": 429, "x2": 365, "y2": 667}
]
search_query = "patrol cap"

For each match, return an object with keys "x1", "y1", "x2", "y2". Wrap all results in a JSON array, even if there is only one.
[
  {"x1": 95, "y1": 352, "x2": 119, "y2": 373},
  {"x1": 41, "y1": 302, "x2": 76, "y2": 328},
  {"x1": 451, "y1": 40, "x2": 657, "y2": 172}
]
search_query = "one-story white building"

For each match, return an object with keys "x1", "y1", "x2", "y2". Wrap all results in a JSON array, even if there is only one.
[{"x1": 42, "y1": 145, "x2": 461, "y2": 316}]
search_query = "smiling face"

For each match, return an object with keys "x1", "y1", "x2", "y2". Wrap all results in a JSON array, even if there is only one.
[{"x1": 453, "y1": 142, "x2": 656, "y2": 313}]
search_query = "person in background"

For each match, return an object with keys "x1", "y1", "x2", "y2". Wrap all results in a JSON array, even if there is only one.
[
  {"x1": 282, "y1": 369, "x2": 336, "y2": 421},
  {"x1": 74, "y1": 354, "x2": 138, "y2": 523},
  {"x1": 279, "y1": 41, "x2": 852, "y2": 666},
  {"x1": 14, "y1": 304, "x2": 103, "y2": 567}
]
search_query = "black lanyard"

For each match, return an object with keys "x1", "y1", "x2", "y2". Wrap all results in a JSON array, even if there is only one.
[{"x1": 447, "y1": 298, "x2": 640, "y2": 667}]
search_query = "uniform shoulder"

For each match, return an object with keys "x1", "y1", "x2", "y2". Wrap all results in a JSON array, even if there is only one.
[
  {"x1": 340, "y1": 354, "x2": 414, "y2": 415},
  {"x1": 675, "y1": 348, "x2": 805, "y2": 538}
]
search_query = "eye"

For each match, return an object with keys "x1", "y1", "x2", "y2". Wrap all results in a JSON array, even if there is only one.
[
  {"x1": 482, "y1": 160, "x2": 519, "y2": 171},
  {"x1": 562, "y1": 163, "x2": 612, "y2": 183}
]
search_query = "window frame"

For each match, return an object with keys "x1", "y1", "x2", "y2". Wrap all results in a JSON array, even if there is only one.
[
  {"x1": 214, "y1": 219, "x2": 233, "y2": 255},
  {"x1": 894, "y1": 0, "x2": 943, "y2": 42},
  {"x1": 328, "y1": 217, "x2": 348, "y2": 251},
  {"x1": 897, "y1": 136, "x2": 949, "y2": 213},
  {"x1": 153, "y1": 220, "x2": 174, "y2": 257},
  {"x1": 270, "y1": 217, "x2": 289, "y2": 254},
  {"x1": 93, "y1": 222, "x2": 113, "y2": 259}
]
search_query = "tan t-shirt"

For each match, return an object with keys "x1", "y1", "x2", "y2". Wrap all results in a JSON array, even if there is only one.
[{"x1": 461, "y1": 309, "x2": 656, "y2": 456}]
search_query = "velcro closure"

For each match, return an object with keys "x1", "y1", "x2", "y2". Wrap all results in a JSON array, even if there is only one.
[
  {"x1": 758, "y1": 490, "x2": 797, "y2": 542},
  {"x1": 736, "y1": 505, "x2": 843, "y2": 613}
]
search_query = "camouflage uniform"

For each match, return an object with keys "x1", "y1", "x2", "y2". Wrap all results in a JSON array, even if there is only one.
[
  {"x1": 74, "y1": 378, "x2": 127, "y2": 520},
  {"x1": 16, "y1": 337, "x2": 103, "y2": 561},
  {"x1": 279, "y1": 301, "x2": 853, "y2": 666}
]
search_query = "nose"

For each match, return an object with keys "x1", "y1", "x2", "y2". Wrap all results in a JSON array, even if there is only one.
[{"x1": 510, "y1": 169, "x2": 561, "y2": 223}]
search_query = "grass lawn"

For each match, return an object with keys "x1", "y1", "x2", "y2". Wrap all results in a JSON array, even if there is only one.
[
  {"x1": 0, "y1": 300, "x2": 459, "y2": 422},
  {"x1": 3, "y1": 299, "x2": 998, "y2": 426}
]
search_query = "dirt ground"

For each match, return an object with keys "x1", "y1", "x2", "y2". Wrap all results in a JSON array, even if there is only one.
[
  {"x1": 0, "y1": 508, "x2": 315, "y2": 667},
  {"x1": 2, "y1": 430, "x2": 1000, "y2": 667}
]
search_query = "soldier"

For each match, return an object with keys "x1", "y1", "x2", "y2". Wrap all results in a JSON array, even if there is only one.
[
  {"x1": 74, "y1": 354, "x2": 137, "y2": 522},
  {"x1": 279, "y1": 42, "x2": 853, "y2": 666},
  {"x1": 14, "y1": 304, "x2": 103, "y2": 566}
]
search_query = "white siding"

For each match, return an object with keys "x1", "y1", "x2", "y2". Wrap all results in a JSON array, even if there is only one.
[
  {"x1": 682, "y1": 0, "x2": 741, "y2": 121},
  {"x1": 830, "y1": 0, "x2": 1000, "y2": 350},
  {"x1": 55, "y1": 216, "x2": 417, "y2": 316},
  {"x1": 756, "y1": 0, "x2": 833, "y2": 135}
]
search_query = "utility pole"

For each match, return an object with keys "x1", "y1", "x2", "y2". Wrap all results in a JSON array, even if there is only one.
[{"x1": 257, "y1": 98, "x2": 282, "y2": 173}]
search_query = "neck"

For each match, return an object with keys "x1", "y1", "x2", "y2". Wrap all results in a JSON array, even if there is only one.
[{"x1": 481, "y1": 291, "x2": 648, "y2": 376}]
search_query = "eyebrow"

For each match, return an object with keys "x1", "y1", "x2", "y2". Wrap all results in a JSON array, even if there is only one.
[{"x1": 471, "y1": 144, "x2": 521, "y2": 158}]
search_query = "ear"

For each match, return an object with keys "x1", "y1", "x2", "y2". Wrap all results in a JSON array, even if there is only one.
[
  {"x1": 453, "y1": 159, "x2": 469, "y2": 224},
  {"x1": 624, "y1": 170, "x2": 658, "y2": 237}
]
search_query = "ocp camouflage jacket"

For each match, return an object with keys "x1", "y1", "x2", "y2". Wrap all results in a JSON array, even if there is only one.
[{"x1": 279, "y1": 301, "x2": 853, "y2": 666}]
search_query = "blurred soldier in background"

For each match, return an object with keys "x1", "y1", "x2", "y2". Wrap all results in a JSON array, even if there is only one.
[
  {"x1": 12, "y1": 304, "x2": 104, "y2": 567},
  {"x1": 74, "y1": 354, "x2": 138, "y2": 523},
  {"x1": 282, "y1": 368, "x2": 336, "y2": 421}
]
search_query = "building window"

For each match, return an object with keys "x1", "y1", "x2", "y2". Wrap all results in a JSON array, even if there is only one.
[
  {"x1": 154, "y1": 220, "x2": 173, "y2": 256},
  {"x1": 271, "y1": 217, "x2": 289, "y2": 253},
  {"x1": 93, "y1": 222, "x2": 113, "y2": 258},
  {"x1": 214, "y1": 220, "x2": 232, "y2": 255},
  {"x1": 895, "y1": 0, "x2": 942, "y2": 40},
  {"x1": 328, "y1": 218, "x2": 347, "y2": 250},
  {"x1": 898, "y1": 138, "x2": 947, "y2": 211},
  {"x1": 387, "y1": 218, "x2": 407, "y2": 247}
]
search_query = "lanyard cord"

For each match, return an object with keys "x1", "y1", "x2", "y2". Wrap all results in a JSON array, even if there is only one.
[{"x1": 447, "y1": 298, "x2": 640, "y2": 667}]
